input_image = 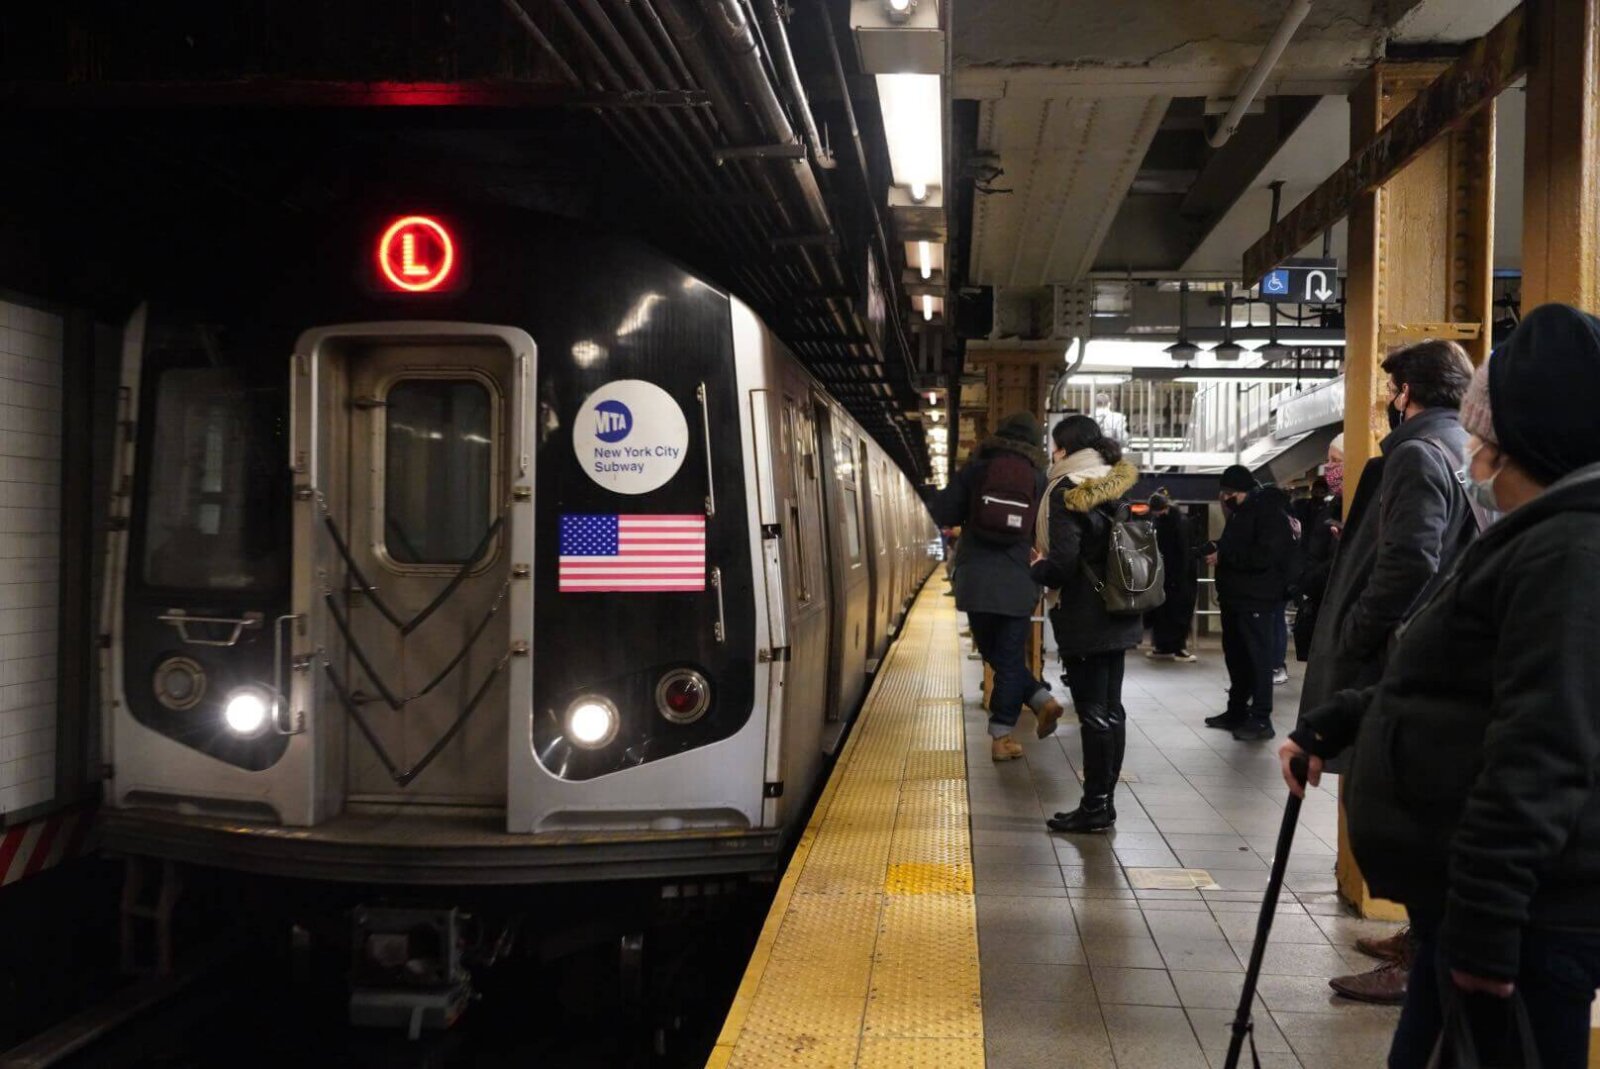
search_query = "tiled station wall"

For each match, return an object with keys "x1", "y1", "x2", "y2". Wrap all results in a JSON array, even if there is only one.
[{"x1": 0, "y1": 300, "x2": 61, "y2": 816}]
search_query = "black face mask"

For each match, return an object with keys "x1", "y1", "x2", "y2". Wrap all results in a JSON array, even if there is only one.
[{"x1": 1387, "y1": 401, "x2": 1404, "y2": 432}]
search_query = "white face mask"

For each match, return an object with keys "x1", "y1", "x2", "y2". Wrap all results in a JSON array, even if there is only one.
[{"x1": 1464, "y1": 442, "x2": 1506, "y2": 515}]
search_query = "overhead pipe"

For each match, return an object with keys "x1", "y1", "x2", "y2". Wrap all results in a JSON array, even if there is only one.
[
  {"x1": 1206, "y1": 0, "x2": 1313, "y2": 148},
  {"x1": 753, "y1": 0, "x2": 835, "y2": 169}
]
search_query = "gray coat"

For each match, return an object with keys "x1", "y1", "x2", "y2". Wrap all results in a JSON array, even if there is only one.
[
  {"x1": 1298, "y1": 406, "x2": 1475, "y2": 715},
  {"x1": 927, "y1": 436, "x2": 1047, "y2": 617}
]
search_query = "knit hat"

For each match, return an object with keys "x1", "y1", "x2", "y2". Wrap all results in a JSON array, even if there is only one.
[
  {"x1": 1488, "y1": 304, "x2": 1600, "y2": 484},
  {"x1": 1219, "y1": 464, "x2": 1256, "y2": 492},
  {"x1": 1148, "y1": 492, "x2": 1171, "y2": 511},
  {"x1": 1458, "y1": 359, "x2": 1496, "y2": 445},
  {"x1": 996, "y1": 411, "x2": 1042, "y2": 445}
]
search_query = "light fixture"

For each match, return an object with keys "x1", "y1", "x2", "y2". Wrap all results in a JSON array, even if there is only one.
[
  {"x1": 655, "y1": 670, "x2": 710, "y2": 725},
  {"x1": 928, "y1": 410, "x2": 941, "y2": 422},
  {"x1": 1169, "y1": 280, "x2": 1197, "y2": 361},
  {"x1": 922, "y1": 295, "x2": 934, "y2": 321},
  {"x1": 927, "y1": 392, "x2": 938, "y2": 405},
  {"x1": 1211, "y1": 281, "x2": 1242, "y2": 360},
  {"x1": 223, "y1": 686, "x2": 273, "y2": 737},
  {"x1": 1165, "y1": 340, "x2": 1201, "y2": 361},
  {"x1": 876, "y1": 73, "x2": 942, "y2": 196},
  {"x1": 1254, "y1": 340, "x2": 1295, "y2": 363},
  {"x1": 566, "y1": 696, "x2": 620, "y2": 749},
  {"x1": 886, "y1": 0, "x2": 914, "y2": 15},
  {"x1": 918, "y1": 241, "x2": 932, "y2": 280}
]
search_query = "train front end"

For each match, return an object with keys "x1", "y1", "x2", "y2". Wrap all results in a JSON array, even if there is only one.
[{"x1": 100, "y1": 208, "x2": 780, "y2": 885}]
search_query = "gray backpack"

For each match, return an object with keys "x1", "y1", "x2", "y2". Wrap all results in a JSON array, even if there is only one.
[{"x1": 1083, "y1": 504, "x2": 1167, "y2": 615}]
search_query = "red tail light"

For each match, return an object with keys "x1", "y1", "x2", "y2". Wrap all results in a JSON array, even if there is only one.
[{"x1": 655, "y1": 669, "x2": 710, "y2": 724}]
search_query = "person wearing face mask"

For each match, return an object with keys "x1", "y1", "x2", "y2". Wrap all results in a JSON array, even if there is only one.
[
  {"x1": 1291, "y1": 471, "x2": 1341, "y2": 663},
  {"x1": 1205, "y1": 465, "x2": 1297, "y2": 741},
  {"x1": 1291, "y1": 340, "x2": 1479, "y2": 1003},
  {"x1": 1279, "y1": 304, "x2": 1600, "y2": 1068}
]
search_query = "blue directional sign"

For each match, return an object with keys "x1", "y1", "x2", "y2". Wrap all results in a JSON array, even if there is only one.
[{"x1": 1257, "y1": 258, "x2": 1339, "y2": 304}]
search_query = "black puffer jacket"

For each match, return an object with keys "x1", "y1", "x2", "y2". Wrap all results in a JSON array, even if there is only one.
[
  {"x1": 1029, "y1": 460, "x2": 1142, "y2": 659},
  {"x1": 1292, "y1": 462, "x2": 1600, "y2": 980},
  {"x1": 1213, "y1": 485, "x2": 1296, "y2": 610},
  {"x1": 926, "y1": 436, "x2": 1047, "y2": 617}
]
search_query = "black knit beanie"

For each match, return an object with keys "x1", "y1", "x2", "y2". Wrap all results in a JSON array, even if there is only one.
[
  {"x1": 996, "y1": 411, "x2": 1042, "y2": 445},
  {"x1": 1219, "y1": 464, "x2": 1256, "y2": 492},
  {"x1": 1489, "y1": 304, "x2": 1600, "y2": 485}
]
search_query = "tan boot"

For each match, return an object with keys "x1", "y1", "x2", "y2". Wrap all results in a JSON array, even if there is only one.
[
  {"x1": 1035, "y1": 699, "x2": 1064, "y2": 739},
  {"x1": 990, "y1": 736, "x2": 1024, "y2": 761}
]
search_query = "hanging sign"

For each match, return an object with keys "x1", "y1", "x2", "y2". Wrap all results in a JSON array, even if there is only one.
[
  {"x1": 1258, "y1": 258, "x2": 1339, "y2": 304},
  {"x1": 573, "y1": 379, "x2": 690, "y2": 494}
]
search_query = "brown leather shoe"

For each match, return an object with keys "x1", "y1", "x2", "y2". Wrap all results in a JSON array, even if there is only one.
[
  {"x1": 1354, "y1": 926, "x2": 1411, "y2": 963},
  {"x1": 1329, "y1": 959, "x2": 1408, "y2": 1004},
  {"x1": 991, "y1": 736, "x2": 1024, "y2": 761},
  {"x1": 1035, "y1": 699, "x2": 1065, "y2": 739}
]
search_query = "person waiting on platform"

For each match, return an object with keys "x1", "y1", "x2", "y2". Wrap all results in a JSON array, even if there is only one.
[
  {"x1": 1281, "y1": 304, "x2": 1600, "y2": 1069},
  {"x1": 1028, "y1": 415, "x2": 1140, "y2": 833},
  {"x1": 926, "y1": 412, "x2": 1065, "y2": 761},
  {"x1": 1143, "y1": 492, "x2": 1199, "y2": 662},
  {"x1": 1291, "y1": 470, "x2": 1342, "y2": 663},
  {"x1": 1091, "y1": 391, "x2": 1129, "y2": 447},
  {"x1": 1296, "y1": 338, "x2": 1478, "y2": 1005},
  {"x1": 1204, "y1": 465, "x2": 1296, "y2": 741}
]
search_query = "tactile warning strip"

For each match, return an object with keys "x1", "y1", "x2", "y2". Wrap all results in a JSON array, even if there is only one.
[{"x1": 708, "y1": 580, "x2": 982, "y2": 1068}]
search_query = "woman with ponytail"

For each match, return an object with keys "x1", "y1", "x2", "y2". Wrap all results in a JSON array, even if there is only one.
[{"x1": 1029, "y1": 415, "x2": 1141, "y2": 833}]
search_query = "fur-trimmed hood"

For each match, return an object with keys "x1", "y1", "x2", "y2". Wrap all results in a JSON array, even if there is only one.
[
  {"x1": 977, "y1": 434, "x2": 1047, "y2": 471},
  {"x1": 1059, "y1": 459, "x2": 1139, "y2": 513}
]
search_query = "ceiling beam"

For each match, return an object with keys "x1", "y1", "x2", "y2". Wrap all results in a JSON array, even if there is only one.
[{"x1": 1242, "y1": 5, "x2": 1527, "y2": 281}]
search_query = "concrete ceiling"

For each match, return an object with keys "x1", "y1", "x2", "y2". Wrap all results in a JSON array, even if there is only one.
[{"x1": 954, "y1": 0, "x2": 1525, "y2": 292}]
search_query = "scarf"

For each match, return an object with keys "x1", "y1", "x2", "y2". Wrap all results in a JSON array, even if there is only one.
[{"x1": 1034, "y1": 448, "x2": 1114, "y2": 606}]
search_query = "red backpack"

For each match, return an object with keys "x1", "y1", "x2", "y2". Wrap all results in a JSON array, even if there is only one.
[{"x1": 968, "y1": 451, "x2": 1039, "y2": 545}]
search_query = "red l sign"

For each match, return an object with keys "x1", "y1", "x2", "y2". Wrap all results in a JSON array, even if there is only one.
[{"x1": 376, "y1": 216, "x2": 456, "y2": 293}]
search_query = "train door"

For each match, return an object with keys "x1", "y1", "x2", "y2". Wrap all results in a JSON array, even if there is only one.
[
  {"x1": 859, "y1": 444, "x2": 888, "y2": 668},
  {"x1": 292, "y1": 325, "x2": 533, "y2": 811},
  {"x1": 812, "y1": 399, "x2": 870, "y2": 724}
]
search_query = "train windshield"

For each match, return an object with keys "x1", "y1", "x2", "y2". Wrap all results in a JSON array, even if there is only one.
[
  {"x1": 383, "y1": 378, "x2": 493, "y2": 565},
  {"x1": 142, "y1": 367, "x2": 286, "y2": 591}
]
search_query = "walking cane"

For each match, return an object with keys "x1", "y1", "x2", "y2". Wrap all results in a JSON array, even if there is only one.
[{"x1": 1223, "y1": 755, "x2": 1310, "y2": 1069}]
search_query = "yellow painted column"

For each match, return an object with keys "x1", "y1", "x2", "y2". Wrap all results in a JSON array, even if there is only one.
[
  {"x1": 1522, "y1": 0, "x2": 1600, "y2": 312},
  {"x1": 1337, "y1": 63, "x2": 1496, "y2": 920}
]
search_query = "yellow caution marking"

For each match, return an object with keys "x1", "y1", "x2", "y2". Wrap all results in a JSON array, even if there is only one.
[{"x1": 708, "y1": 582, "x2": 981, "y2": 1067}]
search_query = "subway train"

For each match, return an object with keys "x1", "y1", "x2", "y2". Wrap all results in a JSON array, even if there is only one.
[{"x1": 99, "y1": 206, "x2": 940, "y2": 893}]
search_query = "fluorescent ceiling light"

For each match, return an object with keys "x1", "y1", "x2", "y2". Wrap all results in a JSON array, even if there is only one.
[
  {"x1": 918, "y1": 241, "x2": 932, "y2": 279},
  {"x1": 876, "y1": 74, "x2": 943, "y2": 193},
  {"x1": 922, "y1": 295, "x2": 934, "y2": 321}
]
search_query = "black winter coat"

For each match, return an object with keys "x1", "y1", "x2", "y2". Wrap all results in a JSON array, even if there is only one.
[
  {"x1": 1297, "y1": 407, "x2": 1474, "y2": 713},
  {"x1": 1292, "y1": 462, "x2": 1600, "y2": 981},
  {"x1": 1213, "y1": 485, "x2": 1296, "y2": 611},
  {"x1": 926, "y1": 436, "x2": 1047, "y2": 617},
  {"x1": 1029, "y1": 460, "x2": 1143, "y2": 659}
]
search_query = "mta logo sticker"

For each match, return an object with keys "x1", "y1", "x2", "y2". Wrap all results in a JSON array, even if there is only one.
[{"x1": 594, "y1": 400, "x2": 633, "y2": 443}]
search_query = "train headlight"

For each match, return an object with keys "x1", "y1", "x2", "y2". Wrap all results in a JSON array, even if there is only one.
[
  {"x1": 655, "y1": 670, "x2": 710, "y2": 724},
  {"x1": 223, "y1": 685, "x2": 273, "y2": 737},
  {"x1": 565, "y1": 696, "x2": 620, "y2": 749}
]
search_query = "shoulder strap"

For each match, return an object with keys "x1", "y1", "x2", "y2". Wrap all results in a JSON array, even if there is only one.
[{"x1": 1418, "y1": 435, "x2": 1491, "y2": 534}]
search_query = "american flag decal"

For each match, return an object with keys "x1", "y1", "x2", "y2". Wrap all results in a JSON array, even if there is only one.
[{"x1": 559, "y1": 514, "x2": 706, "y2": 592}]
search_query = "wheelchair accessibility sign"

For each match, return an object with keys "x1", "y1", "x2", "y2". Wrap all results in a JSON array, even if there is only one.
[
  {"x1": 1262, "y1": 270, "x2": 1290, "y2": 296},
  {"x1": 1257, "y1": 258, "x2": 1338, "y2": 304}
]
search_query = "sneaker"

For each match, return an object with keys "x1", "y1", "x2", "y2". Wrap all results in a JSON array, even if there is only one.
[
  {"x1": 1272, "y1": 666, "x2": 1290, "y2": 685},
  {"x1": 1172, "y1": 650, "x2": 1198, "y2": 663},
  {"x1": 991, "y1": 736, "x2": 1024, "y2": 762},
  {"x1": 1231, "y1": 720, "x2": 1276, "y2": 741},
  {"x1": 1330, "y1": 959, "x2": 1409, "y2": 1004},
  {"x1": 1355, "y1": 926, "x2": 1412, "y2": 963},
  {"x1": 1144, "y1": 650, "x2": 1175, "y2": 661},
  {"x1": 1204, "y1": 711, "x2": 1245, "y2": 730}
]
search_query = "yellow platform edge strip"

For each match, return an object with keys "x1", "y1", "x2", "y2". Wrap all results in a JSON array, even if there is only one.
[{"x1": 706, "y1": 580, "x2": 979, "y2": 1068}]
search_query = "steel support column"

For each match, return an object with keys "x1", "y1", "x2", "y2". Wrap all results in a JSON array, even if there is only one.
[
  {"x1": 1337, "y1": 63, "x2": 1497, "y2": 920},
  {"x1": 1522, "y1": 0, "x2": 1600, "y2": 310}
]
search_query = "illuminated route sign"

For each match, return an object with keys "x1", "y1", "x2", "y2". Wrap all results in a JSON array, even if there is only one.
[{"x1": 376, "y1": 215, "x2": 457, "y2": 293}]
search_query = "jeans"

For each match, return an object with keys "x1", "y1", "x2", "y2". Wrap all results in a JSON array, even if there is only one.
[
  {"x1": 1390, "y1": 918, "x2": 1600, "y2": 1068},
  {"x1": 1272, "y1": 606, "x2": 1288, "y2": 669},
  {"x1": 968, "y1": 611, "x2": 1046, "y2": 737},
  {"x1": 1060, "y1": 650, "x2": 1126, "y2": 708},
  {"x1": 1221, "y1": 606, "x2": 1279, "y2": 718}
]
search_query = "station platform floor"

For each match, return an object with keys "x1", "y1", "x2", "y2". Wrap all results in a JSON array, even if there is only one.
[{"x1": 709, "y1": 580, "x2": 1406, "y2": 1069}]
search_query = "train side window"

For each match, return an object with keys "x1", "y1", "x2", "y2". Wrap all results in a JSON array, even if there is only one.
[
  {"x1": 843, "y1": 484, "x2": 862, "y2": 563},
  {"x1": 383, "y1": 379, "x2": 494, "y2": 565},
  {"x1": 142, "y1": 368, "x2": 285, "y2": 591}
]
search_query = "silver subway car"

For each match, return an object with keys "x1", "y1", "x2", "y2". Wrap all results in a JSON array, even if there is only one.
[{"x1": 99, "y1": 208, "x2": 938, "y2": 886}]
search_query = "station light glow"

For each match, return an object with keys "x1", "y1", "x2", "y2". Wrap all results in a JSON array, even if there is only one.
[
  {"x1": 876, "y1": 74, "x2": 943, "y2": 197},
  {"x1": 377, "y1": 215, "x2": 456, "y2": 293},
  {"x1": 918, "y1": 241, "x2": 932, "y2": 279}
]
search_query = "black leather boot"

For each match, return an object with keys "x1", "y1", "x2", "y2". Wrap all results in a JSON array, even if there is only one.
[
  {"x1": 1048, "y1": 704, "x2": 1117, "y2": 834},
  {"x1": 1107, "y1": 702, "x2": 1127, "y2": 822}
]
